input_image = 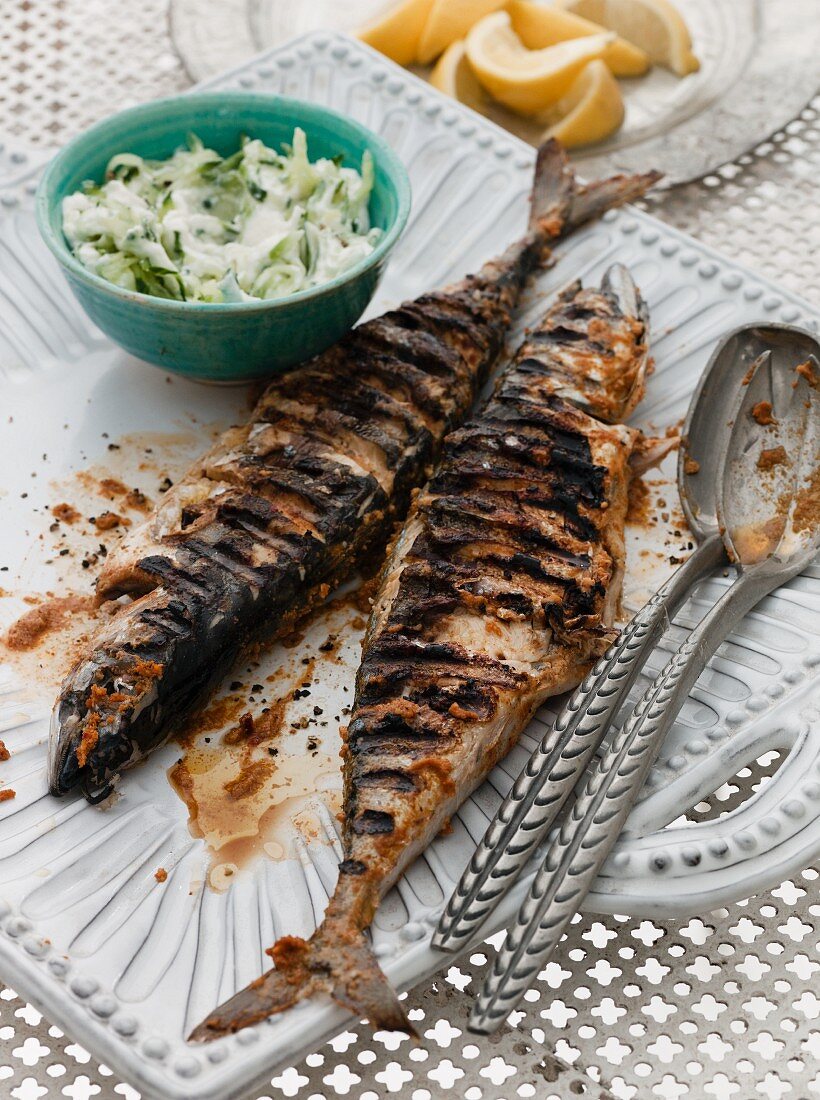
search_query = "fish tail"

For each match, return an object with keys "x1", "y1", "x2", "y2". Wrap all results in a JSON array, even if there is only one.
[
  {"x1": 566, "y1": 166, "x2": 663, "y2": 234},
  {"x1": 529, "y1": 137, "x2": 662, "y2": 240},
  {"x1": 189, "y1": 927, "x2": 413, "y2": 1041},
  {"x1": 528, "y1": 138, "x2": 576, "y2": 234}
]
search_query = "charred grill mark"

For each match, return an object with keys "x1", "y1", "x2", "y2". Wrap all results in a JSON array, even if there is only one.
[
  {"x1": 425, "y1": 501, "x2": 592, "y2": 564},
  {"x1": 134, "y1": 553, "x2": 212, "y2": 594},
  {"x1": 430, "y1": 432, "x2": 606, "y2": 507},
  {"x1": 268, "y1": 411, "x2": 406, "y2": 473},
  {"x1": 214, "y1": 520, "x2": 305, "y2": 566},
  {"x1": 355, "y1": 649, "x2": 525, "y2": 729},
  {"x1": 490, "y1": 391, "x2": 598, "y2": 443},
  {"x1": 355, "y1": 769, "x2": 418, "y2": 793},
  {"x1": 312, "y1": 373, "x2": 428, "y2": 441},
  {"x1": 411, "y1": 680, "x2": 497, "y2": 721},
  {"x1": 201, "y1": 492, "x2": 300, "y2": 532},
  {"x1": 175, "y1": 533, "x2": 269, "y2": 584},
  {"x1": 227, "y1": 459, "x2": 357, "y2": 513},
  {"x1": 524, "y1": 326, "x2": 590, "y2": 346},
  {"x1": 214, "y1": 494, "x2": 307, "y2": 532},
  {"x1": 491, "y1": 547, "x2": 574, "y2": 584},
  {"x1": 394, "y1": 298, "x2": 488, "y2": 347},
  {"x1": 427, "y1": 493, "x2": 591, "y2": 549},
  {"x1": 282, "y1": 450, "x2": 381, "y2": 490},
  {"x1": 341, "y1": 342, "x2": 451, "y2": 421},
  {"x1": 353, "y1": 810, "x2": 395, "y2": 835},
  {"x1": 427, "y1": 476, "x2": 597, "y2": 540},
  {"x1": 355, "y1": 321, "x2": 465, "y2": 382},
  {"x1": 380, "y1": 566, "x2": 461, "y2": 632},
  {"x1": 348, "y1": 364, "x2": 443, "y2": 429},
  {"x1": 228, "y1": 461, "x2": 388, "y2": 537},
  {"x1": 347, "y1": 727, "x2": 443, "y2": 759},
  {"x1": 365, "y1": 635, "x2": 526, "y2": 681},
  {"x1": 138, "y1": 601, "x2": 192, "y2": 638},
  {"x1": 338, "y1": 859, "x2": 367, "y2": 876}
]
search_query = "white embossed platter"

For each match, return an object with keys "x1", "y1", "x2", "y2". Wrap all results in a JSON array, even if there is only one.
[{"x1": 0, "y1": 31, "x2": 818, "y2": 1100}]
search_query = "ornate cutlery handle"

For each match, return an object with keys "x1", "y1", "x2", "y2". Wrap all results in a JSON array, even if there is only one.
[
  {"x1": 433, "y1": 535, "x2": 725, "y2": 953},
  {"x1": 469, "y1": 566, "x2": 779, "y2": 1034}
]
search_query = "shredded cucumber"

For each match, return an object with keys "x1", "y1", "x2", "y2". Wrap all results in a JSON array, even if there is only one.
[{"x1": 61, "y1": 129, "x2": 381, "y2": 303}]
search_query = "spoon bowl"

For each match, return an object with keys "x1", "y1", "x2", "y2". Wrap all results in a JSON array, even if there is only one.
[
  {"x1": 679, "y1": 323, "x2": 820, "y2": 540},
  {"x1": 719, "y1": 348, "x2": 820, "y2": 573}
]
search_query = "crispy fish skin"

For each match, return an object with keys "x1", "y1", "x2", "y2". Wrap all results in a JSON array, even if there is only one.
[
  {"x1": 190, "y1": 263, "x2": 652, "y2": 1040},
  {"x1": 49, "y1": 142, "x2": 660, "y2": 802},
  {"x1": 49, "y1": 255, "x2": 525, "y2": 801}
]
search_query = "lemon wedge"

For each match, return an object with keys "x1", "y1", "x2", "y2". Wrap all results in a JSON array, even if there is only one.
[
  {"x1": 542, "y1": 59, "x2": 624, "y2": 147},
  {"x1": 556, "y1": 0, "x2": 699, "y2": 76},
  {"x1": 466, "y1": 11, "x2": 614, "y2": 115},
  {"x1": 357, "y1": 0, "x2": 436, "y2": 66},
  {"x1": 430, "y1": 40, "x2": 487, "y2": 113},
  {"x1": 417, "y1": 0, "x2": 508, "y2": 64},
  {"x1": 507, "y1": 0, "x2": 649, "y2": 77}
]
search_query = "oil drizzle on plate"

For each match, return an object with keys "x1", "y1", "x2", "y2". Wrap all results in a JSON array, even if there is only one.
[{"x1": 167, "y1": 591, "x2": 369, "y2": 890}]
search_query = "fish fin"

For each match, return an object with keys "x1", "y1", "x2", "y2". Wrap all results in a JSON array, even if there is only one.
[
  {"x1": 630, "y1": 431, "x2": 679, "y2": 475},
  {"x1": 566, "y1": 168, "x2": 663, "y2": 232},
  {"x1": 555, "y1": 278, "x2": 583, "y2": 303},
  {"x1": 529, "y1": 138, "x2": 662, "y2": 241},
  {"x1": 188, "y1": 930, "x2": 414, "y2": 1041},
  {"x1": 528, "y1": 138, "x2": 575, "y2": 234}
]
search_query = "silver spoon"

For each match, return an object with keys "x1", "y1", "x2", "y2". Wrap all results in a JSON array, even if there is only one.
[
  {"x1": 433, "y1": 324, "x2": 809, "y2": 957},
  {"x1": 468, "y1": 339, "x2": 820, "y2": 1034}
]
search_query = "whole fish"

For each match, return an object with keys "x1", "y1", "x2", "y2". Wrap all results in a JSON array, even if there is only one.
[
  {"x1": 49, "y1": 144, "x2": 660, "y2": 803},
  {"x1": 191, "y1": 263, "x2": 653, "y2": 1039}
]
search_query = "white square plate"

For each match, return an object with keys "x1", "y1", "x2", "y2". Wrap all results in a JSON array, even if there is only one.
[{"x1": 0, "y1": 31, "x2": 818, "y2": 1100}]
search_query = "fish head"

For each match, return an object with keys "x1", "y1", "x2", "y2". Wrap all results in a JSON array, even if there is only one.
[{"x1": 47, "y1": 656, "x2": 161, "y2": 801}]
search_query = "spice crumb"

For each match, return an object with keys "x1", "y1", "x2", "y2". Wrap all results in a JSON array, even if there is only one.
[
  {"x1": 795, "y1": 358, "x2": 819, "y2": 389},
  {"x1": 93, "y1": 511, "x2": 129, "y2": 531},
  {"x1": 751, "y1": 400, "x2": 777, "y2": 426},
  {"x1": 51, "y1": 503, "x2": 79, "y2": 524},
  {"x1": 757, "y1": 445, "x2": 788, "y2": 471}
]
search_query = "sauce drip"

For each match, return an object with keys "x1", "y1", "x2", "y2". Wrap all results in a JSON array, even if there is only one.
[{"x1": 167, "y1": 592, "x2": 366, "y2": 889}]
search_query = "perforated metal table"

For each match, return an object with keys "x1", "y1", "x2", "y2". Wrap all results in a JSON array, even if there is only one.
[{"x1": 0, "y1": 3, "x2": 818, "y2": 1098}]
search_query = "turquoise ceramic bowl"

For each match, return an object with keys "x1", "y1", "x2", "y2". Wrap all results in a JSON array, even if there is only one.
[{"x1": 36, "y1": 92, "x2": 410, "y2": 383}]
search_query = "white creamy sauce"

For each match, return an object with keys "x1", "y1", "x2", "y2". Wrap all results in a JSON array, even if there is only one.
[{"x1": 61, "y1": 129, "x2": 381, "y2": 303}]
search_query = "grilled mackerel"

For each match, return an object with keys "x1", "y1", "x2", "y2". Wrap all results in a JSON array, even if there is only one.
[
  {"x1": 191, "y1": 264, "x2": 652, "y2": 1039},
  {"x1": 49, "y1": 143, "x2": 660, "y2": 802}
]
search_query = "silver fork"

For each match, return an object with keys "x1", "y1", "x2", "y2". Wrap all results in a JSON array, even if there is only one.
[{"x1": 465, "y1": 344, "x2": 820, "y2": 1033}]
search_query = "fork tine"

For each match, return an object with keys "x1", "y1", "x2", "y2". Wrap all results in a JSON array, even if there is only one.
[{"x1": 432, "y1": 538, "x2": 724, "y2": 954}]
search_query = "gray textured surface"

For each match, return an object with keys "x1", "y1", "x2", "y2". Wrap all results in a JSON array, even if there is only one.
[{"x1": 0, "y1": 3, "x2": 818, "y2": 1099}]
